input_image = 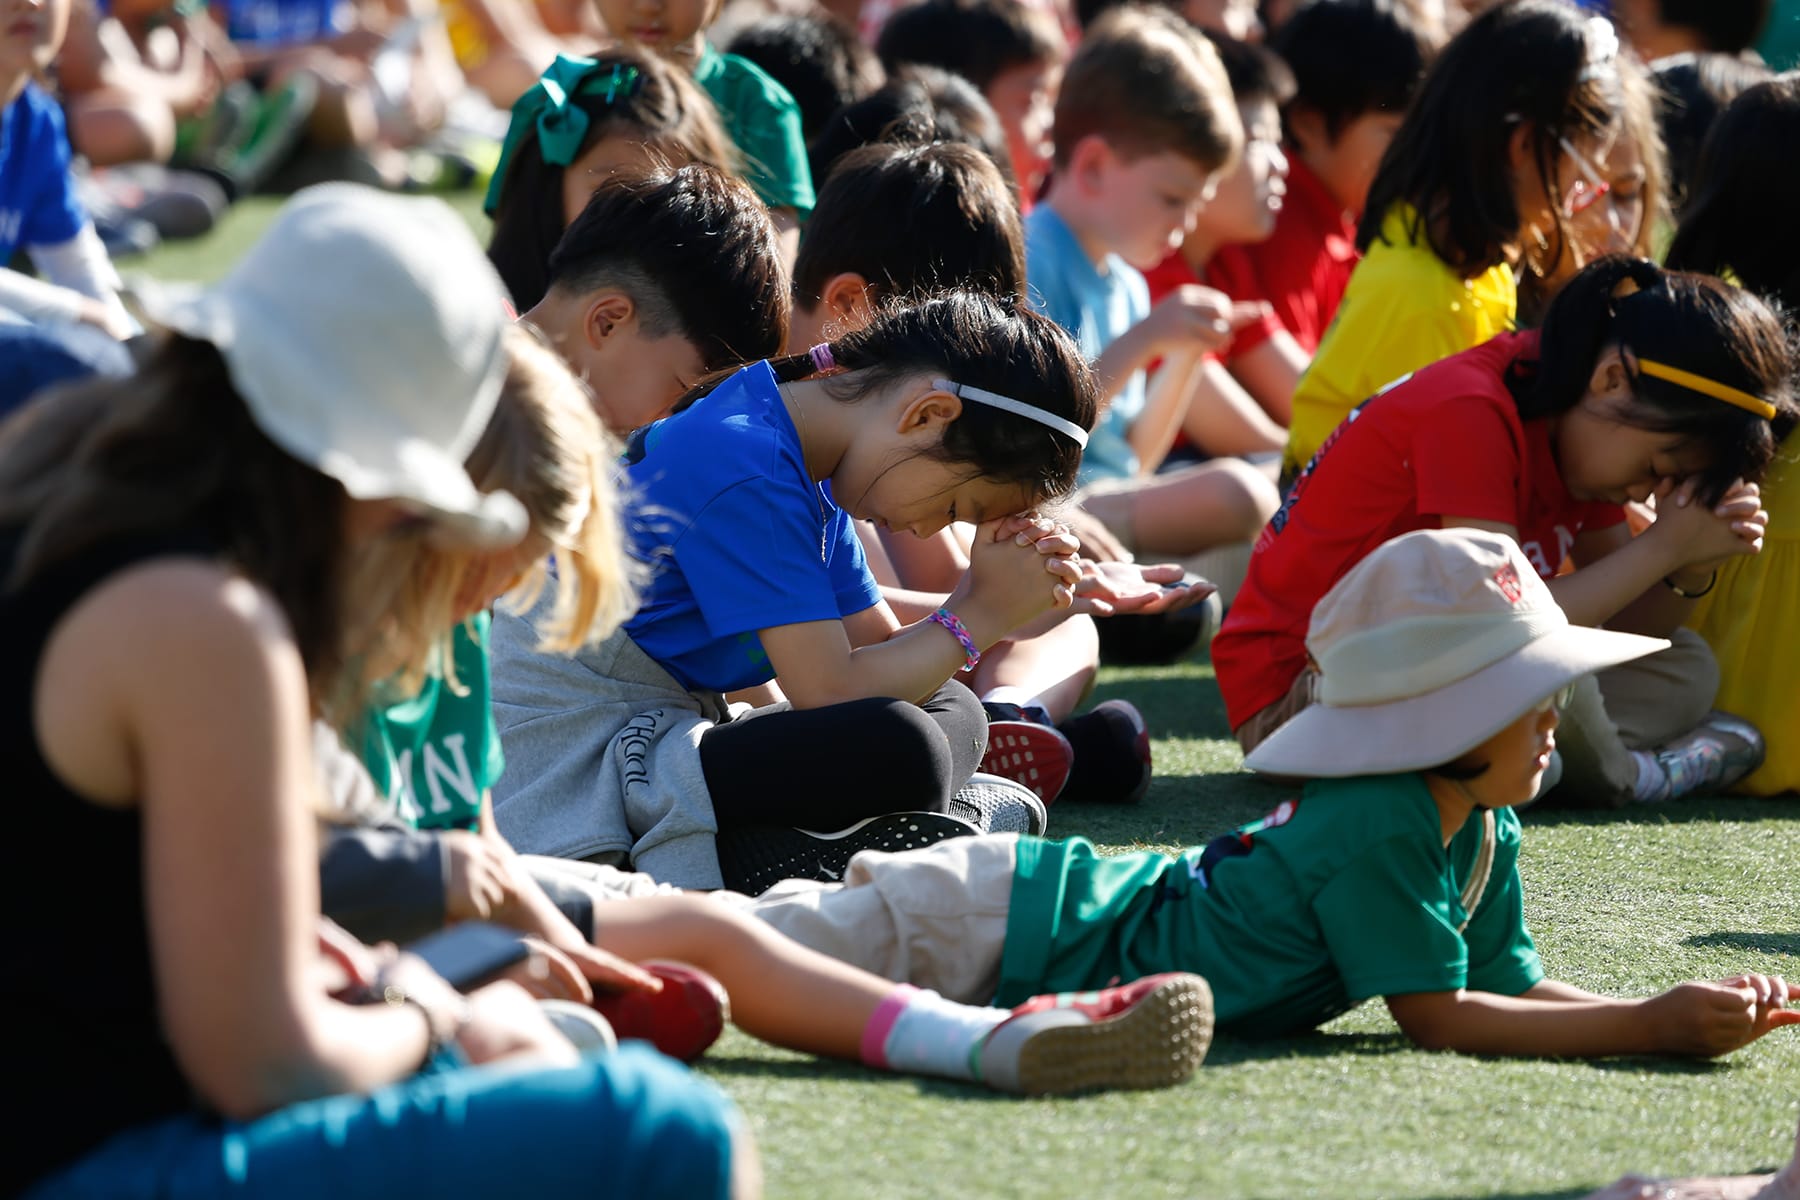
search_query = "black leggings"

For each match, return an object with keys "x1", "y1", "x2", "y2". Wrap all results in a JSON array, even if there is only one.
[{"x1": 698, "y1": 680, "x2": 987, "y2": 829}]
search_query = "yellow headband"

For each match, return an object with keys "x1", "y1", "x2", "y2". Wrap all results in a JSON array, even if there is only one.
[{"x1": 1636, "y1": 358, "x2": 1777, "y2": 420}]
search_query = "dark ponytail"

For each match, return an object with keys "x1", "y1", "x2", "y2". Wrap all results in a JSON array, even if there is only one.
[
  {"x1": 676, "y1": 291, "x2": 1097, "y2": 503},
  {"x1": 1509, "y1": 255, "x2": 1799, "y2": 501}
]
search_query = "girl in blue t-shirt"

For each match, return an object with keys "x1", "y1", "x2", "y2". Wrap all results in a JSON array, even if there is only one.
[{"x1": 490, "y1": 290, "x2": 1098, "y2": 894}]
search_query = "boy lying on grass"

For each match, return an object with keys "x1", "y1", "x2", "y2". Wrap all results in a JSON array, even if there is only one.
[{"x1": 739, "y1": 528, "x2": 1800, "y2": 1059}]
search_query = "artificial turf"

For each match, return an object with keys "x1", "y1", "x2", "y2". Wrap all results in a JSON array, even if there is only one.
[{"x1": 132, "y1": 197, "x2": 1800, "y2": 1200}]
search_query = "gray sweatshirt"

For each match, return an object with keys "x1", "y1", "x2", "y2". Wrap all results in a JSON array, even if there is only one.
[{"x1": 489, "y1": 602, "x2": 732, "y2": 889}]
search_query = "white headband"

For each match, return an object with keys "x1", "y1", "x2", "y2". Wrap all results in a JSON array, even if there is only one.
[{"x1": 932, "y1": 379, "x2": 1089, "y2": 449}]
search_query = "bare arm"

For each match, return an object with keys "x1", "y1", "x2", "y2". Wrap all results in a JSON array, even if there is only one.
[
  {"x1": 1176, "y1": 358, "x2": 1286, "y2": 460},
  {"x1": 1224, "y1": 329, "x2": 1308, "y2": 426},
  {"x1": 762, "y1": 519, "x2": 1078, "y2": 707},
  {"x1": 44, "y1": 564, "x2": 434, "y2": 1118},
  {"x1": 1385, "y1": 975, "x2": 1800, "y2": 1059},
  {"x1": 1126, "y1": 348, "x2": 1205, "y2": 474}
]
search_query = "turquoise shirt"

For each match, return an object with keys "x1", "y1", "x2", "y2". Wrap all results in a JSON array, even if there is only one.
[{"x1": 694, "y1": 45, "x2": 815, "y2": 217}]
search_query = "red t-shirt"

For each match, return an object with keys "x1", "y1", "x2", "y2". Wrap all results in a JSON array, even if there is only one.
[
  {"x1": 1206, "y1": 156, "x2": 1359, "y2": 357},
  {"x1": 1141, "y1": 250, "x2": 1283, "y2": 363},
  {"x1": 1212, "y1": 330, "x2": 1626, "y2": 730}
]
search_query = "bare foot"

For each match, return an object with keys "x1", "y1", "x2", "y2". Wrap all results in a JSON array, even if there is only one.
[{"x1": 1581, "y1": 1173, "x2": 1778, "y2": 1200}]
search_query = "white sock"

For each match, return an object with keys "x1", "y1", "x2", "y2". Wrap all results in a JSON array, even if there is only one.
[
  {"x1": 981, "y1": 686, "x2": 1038, "y2": 710},
  {"x1": 862, "y1": 985, "x2": 1008, "y2": 1082}
]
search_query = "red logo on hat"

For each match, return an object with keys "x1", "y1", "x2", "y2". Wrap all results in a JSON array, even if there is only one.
[{"x1": 1493, "y1": 563, "x2": 1524, "y2": 604}]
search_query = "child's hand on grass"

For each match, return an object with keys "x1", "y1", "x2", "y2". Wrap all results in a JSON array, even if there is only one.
[{"x1": 1650, "y1": 973, "x2": 1800, "y2": 1056}]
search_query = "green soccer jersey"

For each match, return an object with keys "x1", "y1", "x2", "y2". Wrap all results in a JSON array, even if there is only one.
[
  {"x1": 359, "y1": 613, "x2": 506, "y2": 833},
  {"x1": 997, "y1": 773, "x2": 1543, "y2": 1035},
  {"x1": 693, "y1": 45, "x2": 815, "y2": 217}
]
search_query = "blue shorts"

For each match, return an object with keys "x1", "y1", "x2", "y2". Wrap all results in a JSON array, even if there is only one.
[{"x1": 27, "y1": 1045, "x2": 737, "y2": 1199}]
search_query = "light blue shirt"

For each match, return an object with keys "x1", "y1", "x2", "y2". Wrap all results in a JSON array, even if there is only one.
[{"x1": 1024, "y1": 204, "x2": 1151, "y2": 484}]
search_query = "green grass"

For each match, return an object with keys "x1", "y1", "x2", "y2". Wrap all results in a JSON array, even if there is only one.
[{"x1": 135, "y1": 200, "x2": 1800, "y2": 1200}]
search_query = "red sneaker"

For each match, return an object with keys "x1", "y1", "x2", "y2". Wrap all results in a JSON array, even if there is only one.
[
  {"x1": 981, "y1": 720, "x2": 1074, "y2": 803},
  {"x1": 589, "y1": 961, "x2": 729, "y2": 1063},
  {"x1": 975, "y1": 973, "x2": 1213, "y2": 1094}
]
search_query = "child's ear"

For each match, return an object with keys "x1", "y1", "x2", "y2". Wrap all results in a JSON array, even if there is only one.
[
  {"x1": 583, "y1": 292, "x2": 636, "y2": 351},
  {"x1": 1286, "y1": 105, "x2": 1329, "y2": 156},
  {"x1": 896, "y1": 384, "x2": 964, "y2": 437},
  {"x1": 1068, "y1": 134, "x2": 1116, "y2": 194},
  {"x1": 820, "y1": 273, "x2": 876, "y2": 326},
  {"x1": 1589, "y1": 347, "x2": 1632, "y2": 402}
]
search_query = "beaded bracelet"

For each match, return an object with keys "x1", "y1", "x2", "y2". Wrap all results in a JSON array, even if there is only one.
[{"x1": 927, "y1": 606, "x2": 981, "y2": 673}]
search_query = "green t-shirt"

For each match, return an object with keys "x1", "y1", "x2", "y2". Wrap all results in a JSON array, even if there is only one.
[
  {"x1": 359, "y1": 613, "x2": 506, "y2": 833},
  {"x1": 694, "y1": 44, "x2": 814, "y2": 217},
  {"x1": 997, "y1": 773, "x2": 1543, "y2": 1035}
]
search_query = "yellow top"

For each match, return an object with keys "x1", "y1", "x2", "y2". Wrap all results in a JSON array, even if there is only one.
[
  {"x1": 1284, "y1": 204, "x2": 1517, "y2": 476},
  {"x1": 1687, "y1": 434, "x2": 1799, "y2": 795}
]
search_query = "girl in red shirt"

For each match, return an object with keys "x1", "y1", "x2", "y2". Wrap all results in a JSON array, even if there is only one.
[{"x1": 1214, "y1": 255, "x2": 1797, "y2": 807}]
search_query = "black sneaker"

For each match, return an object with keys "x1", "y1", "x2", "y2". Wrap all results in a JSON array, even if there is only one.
[{"x1": 715, "y1": 811, "x2": 978, "y2": 896}]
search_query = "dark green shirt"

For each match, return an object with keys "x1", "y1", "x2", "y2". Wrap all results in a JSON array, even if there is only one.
[
  {"x1": 694, "y1": 45, "x2": 814, "y2": 216},
  {"x1": 998, "y1": 773, "x2": 1543, "y2": 1035}
]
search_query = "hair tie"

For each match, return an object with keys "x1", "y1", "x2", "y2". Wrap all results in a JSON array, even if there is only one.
[
  {"x1": 485, "y1": 56, "x2": 643, "y2": 215},
  {"x1": 932, "y1": 379, "x2": 1089, "y2": 448},
  {"x1": 1634, "y1": 359, "x2": 1777, "y2": 420},
  {"x1": 808, "y1": 343, "x2": 837, "y2": 373}
]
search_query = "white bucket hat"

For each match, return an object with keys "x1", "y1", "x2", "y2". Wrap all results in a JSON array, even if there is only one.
[
  {"x1": 1244, "y1": 528, "x2": 1669, "y2": 777},
  {"x1": 136, "y1": 182, "x2": 526, "y2": 547}
]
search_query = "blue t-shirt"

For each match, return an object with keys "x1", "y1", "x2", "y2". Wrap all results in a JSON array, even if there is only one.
[
  {"x1": 0, "y1": 85, "x2": 86, "y2": 263},
  {"x1": 621, "y1": 361, "x2": 881, "y2": 693},
  {"x1": 1024, "y1": 204, "x2": 1150, "y2": 484},
  {"x1": 221, "y1": 0, "x2": 342, "y2": 45}
]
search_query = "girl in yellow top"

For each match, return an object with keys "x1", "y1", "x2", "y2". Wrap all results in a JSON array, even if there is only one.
[
  {"x1": 1664, "y1": 76, "x2": 1800, "y2": 796},
  {"x1": 1284, "y1": 0, "x2": 1655, "y2": 478}
]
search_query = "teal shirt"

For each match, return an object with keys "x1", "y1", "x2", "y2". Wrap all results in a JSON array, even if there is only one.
[
  {"x1": 997, "y1": 773, "x2": 1543, "y2": 1035},
  {"x1": 694, "y1": 45, "x2": 814, "y2": 217},
  {"x1": 359, "y1": 613, "x2": 506, "y2": 832}
]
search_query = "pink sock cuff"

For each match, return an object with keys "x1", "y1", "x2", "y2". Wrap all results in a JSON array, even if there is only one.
[{"x1": 859, "y1": 984, "x2": 921, "y2": 1068}]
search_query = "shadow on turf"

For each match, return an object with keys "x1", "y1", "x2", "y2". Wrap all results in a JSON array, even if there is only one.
[
  {"x1": 1683, "y1": 930, "x2": 1800, "y2": 958},
  {"x1": 1521, "y1": 797, "x2": 1797, "y2": 827}
]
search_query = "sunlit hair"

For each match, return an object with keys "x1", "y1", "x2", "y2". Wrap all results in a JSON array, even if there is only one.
[{"x1": 375, "y1": 326, "x2": 639, "y2": 697}]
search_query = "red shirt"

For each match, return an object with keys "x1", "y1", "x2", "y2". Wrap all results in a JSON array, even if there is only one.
[
  {"x1": 1206, "y1": 156, "x2": 1360, "y2": 357},
  {"x1": 1141, "y1": 249, "x2": 1283, "y2": 363},
  {"x1": 1212, "y1": 330, "x2": 1626, "y2": 730}
]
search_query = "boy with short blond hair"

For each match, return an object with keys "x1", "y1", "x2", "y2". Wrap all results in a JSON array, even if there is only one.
[{"x1": 1028, "y1": 6, "x2": 1279, "y2": 559}]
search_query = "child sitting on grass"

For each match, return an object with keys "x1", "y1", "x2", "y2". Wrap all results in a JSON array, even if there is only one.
[
  {"x1": 484, "y1": 50, "x2": 733, "y2": 311},
  {"x1": 1212, "y1": 0, "x2": 1438, "y2": 357},
  {"x1": 589, "y1": 0, "x2": 814, "y2": 260},
  {"x1": 873, "y1": 0, "x2": 1067, "y2": 201},
  {"x1": 0, "y1": 0, "x2": 133, "y2": 337},
  {"x1": 1026, "y1": 6, "x2": 1279, "y2": 560},
  {"x1": 327, "y1": 324, "x2": 1216, "y2": 1099},
  {"x1": 743, "y1": 527, "x2": 1800, "y2": 1058},
  {"x1": 519, "y1": 160, "x2": 788, "y2": 433}
]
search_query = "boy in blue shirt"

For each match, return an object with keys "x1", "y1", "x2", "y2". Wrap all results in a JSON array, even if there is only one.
[
  {"x1": 0, "y1": 0, "x2": 132, "y2": 336},
  {"x1": 745, "y1": 528, "x2": 1800, "y2": 1059},
  {"x1": 1028, "y1": 6, "x2": 1278, "y2": 559}
]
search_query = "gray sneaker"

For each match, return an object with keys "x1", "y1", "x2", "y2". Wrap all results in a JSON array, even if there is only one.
[
  {"x1": 1639, "y1": 711, "x2": 1767, "y2": 802},
  {"x1": 950, "y1": 772, "x2": 1049, "y2": 835},
  {"x1": 540, "y1": 1000, "x2": 618, "y2": 1055}
]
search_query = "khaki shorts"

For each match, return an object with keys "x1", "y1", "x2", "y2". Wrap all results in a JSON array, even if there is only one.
[{"x1": 745, "y1": 834, "x2": 1021, "y2": 1005}]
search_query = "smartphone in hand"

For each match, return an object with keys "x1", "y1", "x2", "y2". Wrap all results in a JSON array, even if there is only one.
[{"x1": 405, "y1": 921, "x2": 532, "y2": 991}]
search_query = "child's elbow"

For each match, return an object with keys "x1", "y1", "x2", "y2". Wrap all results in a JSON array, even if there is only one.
[{"x1": 1385, "y1": 991, "x2": 1466, "y2": 1052}]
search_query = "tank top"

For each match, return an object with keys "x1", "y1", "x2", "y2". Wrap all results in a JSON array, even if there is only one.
[{"x1": 1, "y1": 527, "x2": 214, "y2": 1193}]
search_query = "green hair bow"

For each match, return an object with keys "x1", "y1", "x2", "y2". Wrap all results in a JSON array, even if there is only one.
[{"x1": 484, "y1": 56, "x2": 643, "y2": 215}]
